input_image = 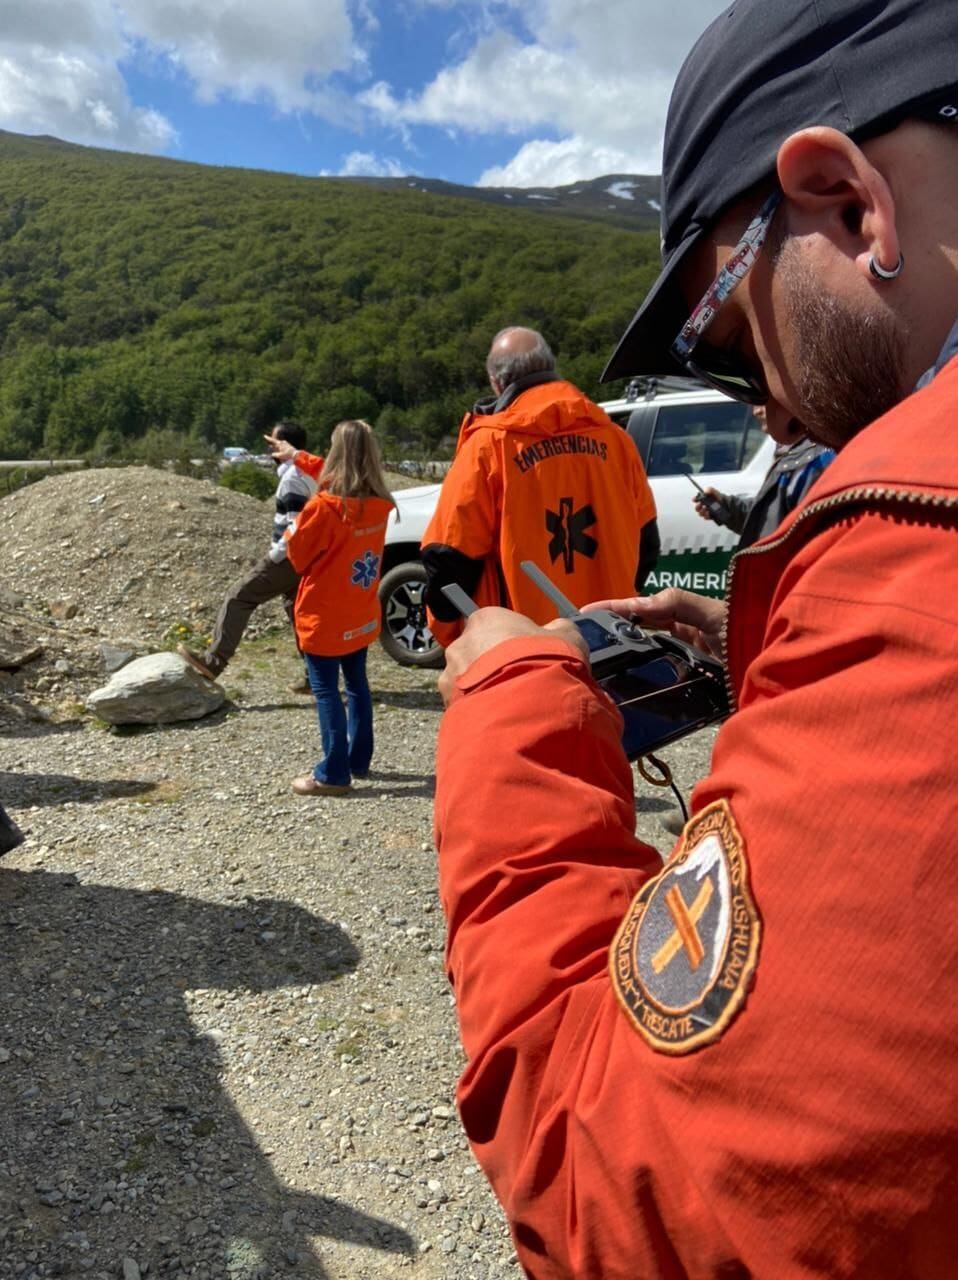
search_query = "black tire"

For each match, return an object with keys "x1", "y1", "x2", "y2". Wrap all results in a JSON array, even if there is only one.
[{"x1": 378, "y1": 562, "x2": 445, "y2": 669}]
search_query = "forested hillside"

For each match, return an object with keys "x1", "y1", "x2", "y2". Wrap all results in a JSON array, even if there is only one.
[{"x1": 0, "y1": 130, "x2": 661, "y2": 459}]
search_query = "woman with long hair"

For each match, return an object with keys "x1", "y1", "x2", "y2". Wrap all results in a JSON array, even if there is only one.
[{"x1": 282, "y1": 419, "x2": 394, "y2": 796}]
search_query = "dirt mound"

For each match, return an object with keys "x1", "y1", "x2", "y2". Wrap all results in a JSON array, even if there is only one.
[
  {"x1": 0, "y1": 467, "x2": 289, "y2": 713},
  {"x1": 0, "y1": 466, "x2": 280, "y2": 640}
]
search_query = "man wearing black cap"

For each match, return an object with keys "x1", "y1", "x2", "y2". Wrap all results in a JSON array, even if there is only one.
[{"x1": 431, "y1": 3, "x2": 958, "y2": 1276}]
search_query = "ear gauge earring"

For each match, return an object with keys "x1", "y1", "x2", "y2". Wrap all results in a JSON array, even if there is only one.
[{"x1": 869, "y1": 252, "x2": 905, "y2": 281}]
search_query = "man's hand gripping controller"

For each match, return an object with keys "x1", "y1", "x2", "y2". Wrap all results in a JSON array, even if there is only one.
[{"x1": 441, "y1": 562, "x2": 730, "y2": 759}]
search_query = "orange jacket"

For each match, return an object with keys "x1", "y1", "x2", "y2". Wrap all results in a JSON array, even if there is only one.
[
  {"x1": 285, "y1": 491, "x2": 392, "y2": 656},
  {"x1": 434, "y1": 359, "x2": 958, "y2": 1278},
  {"x1": 422, "y1": 379, "x2": 655, "y2": 645}
]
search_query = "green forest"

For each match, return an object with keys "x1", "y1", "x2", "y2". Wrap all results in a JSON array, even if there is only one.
[{"x1": 0, "y1": 130, "x2": 662, "y2": 461}]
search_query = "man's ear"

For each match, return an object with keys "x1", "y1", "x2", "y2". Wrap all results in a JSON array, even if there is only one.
[{"x1": 776, "y1": 127, "x2": 901, "y2": 281}]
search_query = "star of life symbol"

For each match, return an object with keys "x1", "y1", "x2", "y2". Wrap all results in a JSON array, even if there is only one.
[
  {"x1": 351, "y1": 550, "x2": 380, "y2": 589},
  {"x1": 546, "y1": 497, "x2": 598, "y2": 573}
]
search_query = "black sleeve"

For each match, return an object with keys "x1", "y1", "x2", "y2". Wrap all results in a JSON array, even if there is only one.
[
  {"x1": 635, "y1": 518, "x2": 660, "y2": 593},
  {"x1": 277, "y1": 491, "x2": 310, "y2": 517},
  {"x1": 422, "y1": 543, "x2": 486, "y2": 621},
  {"x1": 722, "y1": 493, "x2": 750, "y2": 534}
]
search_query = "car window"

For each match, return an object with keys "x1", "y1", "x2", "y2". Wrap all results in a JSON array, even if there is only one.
[
  {"x1": 646, "y1": 401, "x2": 758, "y2": 477},
  {"x1": 603, "y1": 408, "x2": 634, "y2": 430},
  {"x1": 740, "y1": 414, "x2": 767, "y2": 468}
]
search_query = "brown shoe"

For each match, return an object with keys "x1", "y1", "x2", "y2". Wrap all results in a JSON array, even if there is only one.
[
  {"x1": 289, "y1": 676, "x2": 312, "y2": 695},
  {"x1": 177, "y1": 644, "x2": 218, "y2": 682},
  {"x1": 291, "y1": 774, "x2": 351, "y2": 797}
]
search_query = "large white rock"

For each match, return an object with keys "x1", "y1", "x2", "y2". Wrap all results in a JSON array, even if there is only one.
[{"x1": 86, "y1": 653, "x2": 225, "y2": 724}]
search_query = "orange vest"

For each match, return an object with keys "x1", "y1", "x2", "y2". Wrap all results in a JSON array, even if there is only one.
[
  {"x1": 285, "y1": 492, "x2": 393, "y2": 656},
  {"x1": 422, "y1": 381, "x2": 655, "y2": 643}
]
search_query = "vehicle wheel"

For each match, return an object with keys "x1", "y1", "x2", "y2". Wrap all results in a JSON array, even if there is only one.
[{"x1": 378, "y1": 562, "x2": 445, "y2": 669}]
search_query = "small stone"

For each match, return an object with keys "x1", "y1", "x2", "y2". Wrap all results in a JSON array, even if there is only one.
[
  {"x1": 49, "y1": 600, "x2": 79, "y2": 620},
  {"x1": 431, "y1": 1105, "x2": 455, "y2": 1120},
  {"x1": 426, "y1": 1148, "x2": 444, "y2": 1161},
  {"x1": 99, "y1": 1200, "x2": 116, "y2": 1216},
  {"x1": 471, "y1": 1213, "x2": 485, "y2": 1233},
  {"x1": 122, "y1": 1260, "x2": 142, "y2": 1280},
  {"x1": 0, "y1": 1047, "x2": 10, "y2": 1063},
  {"x1": 116, "y1": 1062, "x2": 136, "y2": 1075},
  {"x1": 440, "y1": 1237, "x2": 457, "y2": 1254}
]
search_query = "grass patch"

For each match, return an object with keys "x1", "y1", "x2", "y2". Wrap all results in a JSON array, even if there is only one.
[
  {"x1": 336, "y1": 1035, "x2": 363, "y2": 1061},
  {"x1": 161, "y1": 619, "x2": 212, "y2": 652},
  {"x1": 130, "y1": 779, "x2": 184, "y2": 805}
]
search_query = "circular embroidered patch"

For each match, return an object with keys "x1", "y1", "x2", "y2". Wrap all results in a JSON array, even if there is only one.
[{"x1": 610, "y1": 799, "x2": 760, "y2": 1054}]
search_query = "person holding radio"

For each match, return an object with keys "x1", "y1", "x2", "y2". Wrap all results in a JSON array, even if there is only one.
[
  {"x1": 433, "y1": 2, "x2": 958, "y2": 1276},
  {"x1": 693, "y1": 405, "x2": 835, "y2": 549}
]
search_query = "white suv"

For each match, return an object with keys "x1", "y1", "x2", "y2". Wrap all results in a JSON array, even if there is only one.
[{"x1": 378, "y1": 380, "x2": 774, "y2": 667}]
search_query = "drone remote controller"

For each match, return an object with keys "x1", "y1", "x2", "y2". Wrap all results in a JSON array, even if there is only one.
[{"x1": 441, "y1": 562, "x2": 730, "y2": 759}]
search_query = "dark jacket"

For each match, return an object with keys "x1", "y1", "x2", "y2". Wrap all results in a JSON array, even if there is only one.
[{"x1": 723, "y1": 436, "x2": 834, "y2": 549}]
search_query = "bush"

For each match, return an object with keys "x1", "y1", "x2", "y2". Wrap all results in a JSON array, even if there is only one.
[{"x1": 218, "y1": 461, "x2": 275, "y2": 501}]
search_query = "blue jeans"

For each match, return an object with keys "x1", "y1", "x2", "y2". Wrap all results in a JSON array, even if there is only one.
[{"x1": 304, "y1": 648, "x2": 374, "y2": 786}]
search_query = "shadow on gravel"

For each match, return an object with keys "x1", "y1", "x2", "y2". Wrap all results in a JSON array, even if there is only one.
[
  {"x1": 0, "y1": 719, "x2": 86, "y2": 740},
  {"x1": 236, "y1": 701, "x2": 315, "y2": 714},
  {"x1": 371, "y1": 688, "x2": 443, "y2": 713},
  {"x1": 361, "y1": 769, "x2": 434, "y2": 785},
  {"x1": 634, "y1": 793, "x2": 676, "y2": 815},
  {"x1": 104, "y1": 705, "x2": 236, "y2": 736},
  {"x1": 359, "y1": 781, "x2": 435, "y2": 800},
  {"x1": 0, "y1": 870, "x2": 414, "y2": 1278},
  {"x1": 0, "y1": 772, "x2": 158, "y2": 808}
]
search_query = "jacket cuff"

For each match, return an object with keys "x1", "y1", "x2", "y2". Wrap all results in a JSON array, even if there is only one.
[{"x1": 455, "y1": 635, "x2": 590, "y2": 694}]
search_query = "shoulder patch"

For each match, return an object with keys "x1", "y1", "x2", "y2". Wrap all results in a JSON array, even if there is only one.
[{"x1": 610, "y1": 799, "x2": 760, "y2": 1055}]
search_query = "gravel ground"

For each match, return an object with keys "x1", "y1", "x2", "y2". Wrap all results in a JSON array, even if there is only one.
[{"x1": 1, "y1": 469, "x2": 716, "y2": 1280}]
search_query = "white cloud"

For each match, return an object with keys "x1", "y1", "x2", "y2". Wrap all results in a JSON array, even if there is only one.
[
  {"x1": 0, "y1": 0, "x2": 367, "y2": 154},
  {"x1": 333, "y1": 150, "x2": 407, "y2": 178},
  {"x1": 368, "y1": 0, "x2": 729, "y2": 185},
  {"x1": 0, "y1": 41, "x2": 177, "y2": 152},
  {"x1": 118, "y1": 0, "x2": 362, "y2": 115},
  {"x1": 480, "y1": 137, "x2": 637, "y2": 188}
]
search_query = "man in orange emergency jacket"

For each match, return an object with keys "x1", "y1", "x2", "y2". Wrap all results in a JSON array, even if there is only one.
[
  {"x1": 433, "y1": 2, "x2": 958, "y2": 1276},
  {"x1": 421, "y1": 327, "x2": 657, "y2": 645}
]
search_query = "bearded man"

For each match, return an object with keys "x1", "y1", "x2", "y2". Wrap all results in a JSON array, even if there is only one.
[{"x1": 431, "y1": 2, "x2": 958, "y2": 1276}]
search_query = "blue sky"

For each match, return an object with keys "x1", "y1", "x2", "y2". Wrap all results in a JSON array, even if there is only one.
[{"x1": 0, "y1": 1, "x2": 728, "y2": 187}]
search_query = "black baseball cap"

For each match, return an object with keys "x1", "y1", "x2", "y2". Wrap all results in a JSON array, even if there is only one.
[{"x1": 603, "y1": 0, "x2": 958, "y2": 383}]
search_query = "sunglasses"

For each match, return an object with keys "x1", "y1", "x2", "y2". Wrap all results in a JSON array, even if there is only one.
[{"x1": 671, "y1": 190, "x2": 782, "y2": 404}]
